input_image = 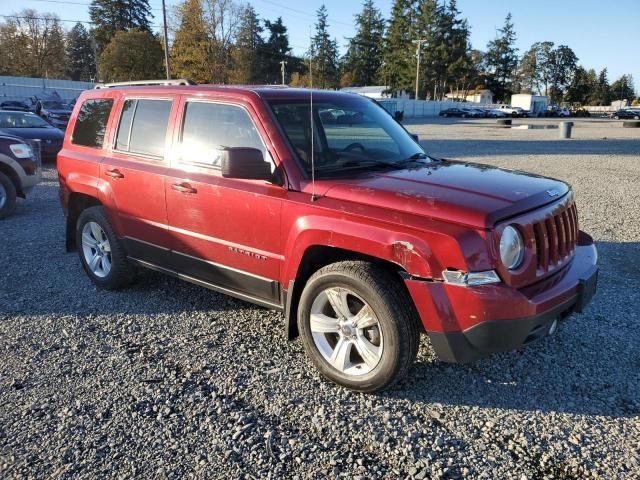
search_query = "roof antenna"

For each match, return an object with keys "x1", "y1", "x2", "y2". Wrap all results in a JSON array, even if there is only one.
[{"x1": 309, "y1": 27, "x2": 318, "y2": 202}]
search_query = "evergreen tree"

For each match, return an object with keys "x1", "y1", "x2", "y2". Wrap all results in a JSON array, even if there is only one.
[
  {"x1": 99, "y1": 29, "x2": 163, "y2": 81},
  {"x1": 263, "y1": 17, "x2": 291, "y2": 84},
  {"x1": 484, "y1": 13, "x2": 518, "y2": 102},
  {"x1": 89, "y1": 0, "x2": 152, "y2": 54},
  {"x1": 593, "y1": 68, "x2": 612, "y2": 106},
  {"x1": 564, "y1": 66, "x2": 596, "y2": 105},
  {"x1": 229, "y1": 6, "x2": 264, "y2": 84},
  {"x1": 341, "y1": 0, "x2": 385, "y2": 87},
  {"x1": 310, "y1": 5, "x2": 339, "y2": 89},
  {"x1": 66, "y1": 22, "x2": 96, "y2": 81},
  {"x1": 610, "y1": 74, "x2": 635, "y2": 102},
  {"x1": 382, "y1": 0, "x2": 417, "y2": 94},
  {"x1": 170, "y1": 0, "x2": 210, "y2": 83}
]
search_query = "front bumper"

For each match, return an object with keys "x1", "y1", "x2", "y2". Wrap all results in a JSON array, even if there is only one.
[{"x1": 405, "y1": 237, "x2": 598, "y2": 363}]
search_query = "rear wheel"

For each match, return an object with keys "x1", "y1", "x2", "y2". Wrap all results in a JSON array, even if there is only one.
[
  {"x1": 76, "y1": 206, "x2": 136, "y2": 289},
  {"x1": 297, "y1": 261, "x2": 419, "y2": 392},
  {"x1": 0, "y1": 172, "x2": 17, "y2": 220}
]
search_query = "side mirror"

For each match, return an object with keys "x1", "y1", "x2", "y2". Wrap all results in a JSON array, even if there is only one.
[
  {"x1": 221, "y1": 147, "x2": 272, "y2": 180},
  {"x1": 410, "y1": 133, "x2": 419, "y2": 143}
]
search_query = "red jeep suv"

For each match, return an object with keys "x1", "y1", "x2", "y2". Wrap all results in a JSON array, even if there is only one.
[{"x1": 57, "y1": 82, "x2": 598, "y2": 392}]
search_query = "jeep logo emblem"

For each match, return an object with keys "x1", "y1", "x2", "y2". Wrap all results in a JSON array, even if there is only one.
[{"x1": 546, "y1": 189, "x2": 560, "y2": 197}]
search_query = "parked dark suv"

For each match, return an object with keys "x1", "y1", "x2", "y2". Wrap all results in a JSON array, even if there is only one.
[
  {"x1": 0, "y1": 133, "x2": 42, "y2": 218},
  {"x1": 57, "y1": 81, "x2": 598, "y2": 392}
]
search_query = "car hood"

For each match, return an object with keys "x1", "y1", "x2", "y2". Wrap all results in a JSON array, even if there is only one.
[
  {"x1": 43, "y1": 108, "x2": 71, "y2": 115},
  {"x1": 321, "y1": 160, "x2": 569, "y2": 229},
  {"x1": 0, "y1": 127, "x2": 64, "y2": 141}
]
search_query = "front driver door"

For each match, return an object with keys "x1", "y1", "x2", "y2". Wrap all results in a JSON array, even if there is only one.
[{"x1": 165, "y1": 99, "x2": 284, "y2": 307}]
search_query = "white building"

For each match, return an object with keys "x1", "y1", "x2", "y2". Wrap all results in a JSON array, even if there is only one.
[{"x1": 445, "y1": 89, "x2": 493, "y2": 104}]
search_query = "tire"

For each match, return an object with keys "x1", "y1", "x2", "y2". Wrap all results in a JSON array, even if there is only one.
[
  {"x1": 297, "y1": 261, "x2": 420, "y2": 393},
  {"x1": 511, "y1": 112, "x2": 518, "y2": 118},
  {"x1": 461, "y1": 114, "x2": 467, "y2": 118},
  {"x1": 0, "y1": 171, "x2": 17, "y2": 220},
  {"x1": 75, "y1": 206, "x2": 136, "y2": 289}
]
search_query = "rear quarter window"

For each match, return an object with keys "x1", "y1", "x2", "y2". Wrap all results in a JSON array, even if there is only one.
[{"x1": 71, "y1": 99, "x2": 113, "y2": 148}]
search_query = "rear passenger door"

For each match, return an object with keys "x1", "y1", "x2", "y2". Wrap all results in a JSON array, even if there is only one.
[
  {"x1": 165, "y1": 99, "x2": 284, "y2": 307},
  {"x1": 101, "y1": 97, "x2": 175, "y2": 265}
]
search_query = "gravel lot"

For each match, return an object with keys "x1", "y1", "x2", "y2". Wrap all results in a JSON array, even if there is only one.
[{"x1": 1, "y1": 117, "x2": 639, "y2": 479}]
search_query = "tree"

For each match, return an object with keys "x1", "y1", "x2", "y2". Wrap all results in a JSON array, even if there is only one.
[
  {"x1": 592, "y1": 68, "x2": 612, "y2": 106},
  {"x1": 99, "y1": 29, "x2": 164, "y2": 81},
  {"x1": 0, "y1": 17, "x2": 29, "y2": 76},
  {"x1": 310, "y1": 5, "x2": 339, "y2": 89},
  {"x1": 66, "y1": 22, "x2": 96, "y2": 81},
  {"x1": 564, "y1": 66, "x2": 597, "y2": 105},
  {"x1": 171, "y1": 0, "x2": 211, "y2": 83},
  {"x1": 229, "y1": 5, "x2": 264, "y2": 84},
  {"x1": 341, "y1": 0, "x2": 385, "y2": 87},
  {"x1": 484, "y1": 13, "x2": 518, "y2": 102},
  {"x1": 89, "y1": 0, "x2": 153, "y2": 54},
  {"x1": 201, "y1": 0, "x2": 242, "y2": 83},
  {"x1": 263, "y1": 17, "x2": 291, "y2": 84},
  {"x1": 547, "y1": 45, "x2": 578, "y2": 102},
  {"x1": 381, "y1": 0, "x2": 417, "y2": 94},
  {"x1": 610, "y1": 74, "x2": 636, "y2": 102},
  {"x1": 0, "y1": 10, "x2": 66, "y2": 78}
]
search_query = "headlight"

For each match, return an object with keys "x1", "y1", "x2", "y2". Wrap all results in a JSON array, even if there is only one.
[
  {"x1": 9, "y1": 143, "x2": 33, "y2": 159},
  {"x1": 500, "y1": 225, "x2": 524, "y2": 270}
]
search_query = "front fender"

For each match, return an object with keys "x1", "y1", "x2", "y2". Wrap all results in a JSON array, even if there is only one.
[{"x1": 281, "y1": 215, "x2": 439, "y2": 285}]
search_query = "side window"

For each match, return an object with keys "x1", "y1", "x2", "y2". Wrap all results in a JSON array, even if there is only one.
[
  {"x1": 180, "y1": 102, "x2": 267, "y2": 168},
  {"x1": 115, "y1": 99, "x2": 172, "y2": 158},
  {"x1": 71, "y1": 99, "x2": 113, "y2": 148}
]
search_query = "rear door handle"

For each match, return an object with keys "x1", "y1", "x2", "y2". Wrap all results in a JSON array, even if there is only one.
[
  {"x1": 104, "y1": 168, "x2": 124, "y2": 179},
  {"x1": 171, "y1": 182, "x2": 197, "y2": 194}
]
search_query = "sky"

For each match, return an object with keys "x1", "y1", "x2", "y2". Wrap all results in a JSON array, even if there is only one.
[{"x1": 1, "y1": 0, "x2": 638, "y2": 91}]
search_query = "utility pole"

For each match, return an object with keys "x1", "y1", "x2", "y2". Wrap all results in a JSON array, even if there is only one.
[
  {"x1": 279, "y1": 60, "x2": 287, "y2": 85},
  {"x1": 161, "y1": 0, "x2": 171, "y2": 80},
  {"x1": 412, "y1": 39, "x2": 426, "y2": 100}
]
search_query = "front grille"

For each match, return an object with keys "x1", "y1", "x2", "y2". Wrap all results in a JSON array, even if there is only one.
[{"x1": 532, "y1": 202, "x2": 578, "y2": 272}]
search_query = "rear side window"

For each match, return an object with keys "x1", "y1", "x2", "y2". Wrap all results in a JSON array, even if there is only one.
[
  {"x1": 71, "y1": 99, "x2": 113, "y2": 148},
  {"x1": 115, "y1": 99, "x2": 172, "y2": 158},
  {"x1": 180, "y1": 102, "x2": 266, "y2": 168}
]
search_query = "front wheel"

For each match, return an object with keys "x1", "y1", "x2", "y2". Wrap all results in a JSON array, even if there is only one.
[
  {"x1": 297, "y1": 261, "x2": 420, "y2": 392},
  {"x1": 76, "y1": 206, "x2": 136, "y2": 289},
  {"x1": 0, "y1": 171, "x2": 17, "y2": 220}
]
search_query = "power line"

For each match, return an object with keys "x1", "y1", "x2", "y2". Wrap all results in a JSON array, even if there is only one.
[
  {"x1": 0, "y1": 13, "x2": 164, "y2": 28},
  {"x1": 253, "y1": 0, "x2": 352, "y2": 27},
  {"x1": 29, "y1": 0, "x2": 164, "y2": 12}
]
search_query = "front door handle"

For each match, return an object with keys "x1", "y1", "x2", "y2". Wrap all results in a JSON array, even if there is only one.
[
  {"x1": 104, "y1": 168, "x2": 124, "y2": 179},
  {"x1": 171, "y1": 182, "x2": 197, "y2": 194}
]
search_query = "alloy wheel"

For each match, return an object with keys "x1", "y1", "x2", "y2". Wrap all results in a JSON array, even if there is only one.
[
  {"x1": 81, "y1": 221, "x2": 112, "y2": 278},
  {"x1": 309, "y1": 287, "x2": 383, "y2": 376}
]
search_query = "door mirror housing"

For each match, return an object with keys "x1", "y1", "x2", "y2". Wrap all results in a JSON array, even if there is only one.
[{"x1": 221, "y1": 147, "x2": 272, "y2": 180}]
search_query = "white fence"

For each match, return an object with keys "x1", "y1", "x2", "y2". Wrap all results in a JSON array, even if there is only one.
[
  {"x1": 379, "y1": 98, "x2": 495, "y2": 118},
  {"x1": 0, "y1": 76, "x2": 94, "y2": 101}
]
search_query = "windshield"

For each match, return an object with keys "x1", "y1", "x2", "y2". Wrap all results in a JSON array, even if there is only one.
[
  {"x1": 268, "y1": 96, "x2": 427, "y2": 177},
  {"x1": 0, "y1": 111, "x2": 51, "y2": 128}
]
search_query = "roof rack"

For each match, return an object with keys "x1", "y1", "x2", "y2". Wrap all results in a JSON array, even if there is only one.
[{"x1": 94, "y1": 79, "x2": 196, "y2": 89}]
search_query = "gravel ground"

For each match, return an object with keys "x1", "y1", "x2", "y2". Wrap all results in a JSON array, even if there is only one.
[{"x1": 1, "y1": 117, "x2": 639, "y2": 479}]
